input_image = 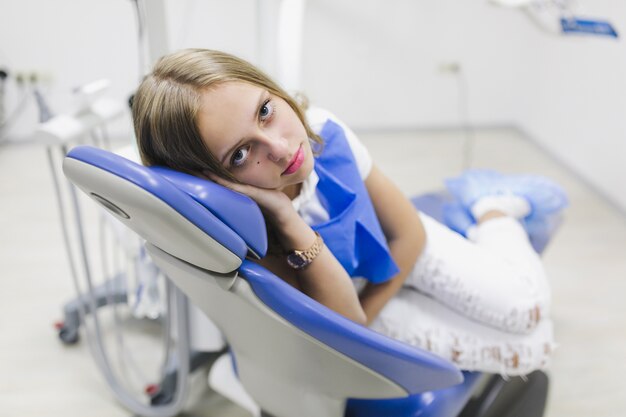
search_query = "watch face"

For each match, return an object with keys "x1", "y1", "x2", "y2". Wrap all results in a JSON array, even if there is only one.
[{"x1": 287, "y1": 253, "x2": 307, "y2": 269}]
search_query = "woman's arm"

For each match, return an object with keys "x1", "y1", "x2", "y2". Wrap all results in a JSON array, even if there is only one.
[
  {"x1": 258, "y1": 210, "x2": 367, "y2": 325},
  {"x1": 207, "y1": 174, "x2": 367, "y2": 325},
  {"x1": 358, "y1": 165, "x2": 427, "y2": 325}
]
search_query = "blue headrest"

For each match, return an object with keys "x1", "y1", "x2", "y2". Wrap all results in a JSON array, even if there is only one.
[
  {"x1": 65, "y1": 145, "x2": 268, "y2": 259},
  {"x1": 151, "y1": 167, "x2": 268, "y2": 258}
]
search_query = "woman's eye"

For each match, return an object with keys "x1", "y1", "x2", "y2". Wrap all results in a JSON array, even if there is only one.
[
  {"x1": 231, "y1": 146, "x2": 250, "y2": 167},
  {"x1": 259, "y1": 99, "x2": 274, "y2": 121}
]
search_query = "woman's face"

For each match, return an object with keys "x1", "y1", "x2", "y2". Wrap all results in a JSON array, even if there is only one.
[{"x1": 197, "y1": 81, "x2": 314, "y2": 195}]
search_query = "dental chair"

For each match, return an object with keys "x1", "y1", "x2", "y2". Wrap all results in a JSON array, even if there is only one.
[{"x1": 63, "y1": 145, "x2": 550, "y2": 417}]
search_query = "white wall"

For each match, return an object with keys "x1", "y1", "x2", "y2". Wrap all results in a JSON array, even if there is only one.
[
  {"x1": 0, "y1": 0, "x2": 139, "y2": 138},
  {"x1": 1, "y1": 0, "x2": 624, "y2": 210},
  {"x1": 516, "y1": 1, "x2": 626, "y2": 211},
  {"x1": 0, "y1": 0, "x2": 258, "y2": 139},
  {"x1": 0, "y1": 0, "x2": 527, "y2": 136},
  {"x1": 302, "y1": 0, "x2": 532, "y2": 128}
]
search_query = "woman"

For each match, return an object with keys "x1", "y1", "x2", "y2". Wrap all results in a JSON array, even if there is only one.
[{"x1": 132, "y1": 48, "x2": 567, "y2": 375}]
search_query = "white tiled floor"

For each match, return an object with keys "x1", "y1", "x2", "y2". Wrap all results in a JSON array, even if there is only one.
[{"x1": 1, "y1": 127, "x2": 625, "y2": 417}]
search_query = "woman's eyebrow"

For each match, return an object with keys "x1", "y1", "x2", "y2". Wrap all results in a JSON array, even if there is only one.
[
  {"x1": 251, "y1": 89, "x2": 268, "y2": 121},
  {"x1": 219, "y1": 90, "x2": 269, "y2": 165},
  {"x1": 220, "y1": 137, "x2": 245, "y2": 165}
]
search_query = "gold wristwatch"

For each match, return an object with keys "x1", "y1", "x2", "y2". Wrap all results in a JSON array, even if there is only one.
[{"x1": 286, "y1": 232, "x2": 324, "y2": 270}]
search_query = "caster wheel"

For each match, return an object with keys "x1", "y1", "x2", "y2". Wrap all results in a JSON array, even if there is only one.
[
  {"x1": 147, "y1": 378, "x2": 177, "y2": 406},
  {"x1": 58, "y1": 326, "x2": 80, "y2": 345},
  {"x1": 150, "y1": 389, "x2": 174, "y2": 406}
]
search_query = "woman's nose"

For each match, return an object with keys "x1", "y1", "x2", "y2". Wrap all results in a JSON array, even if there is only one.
[{"x1": 265, "y1": 135, "x2": 289, "y2": 162}]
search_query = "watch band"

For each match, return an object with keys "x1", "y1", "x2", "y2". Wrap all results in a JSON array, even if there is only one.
[{"x1": 286, "y1": 232, "x2": 324, "y2": 270}]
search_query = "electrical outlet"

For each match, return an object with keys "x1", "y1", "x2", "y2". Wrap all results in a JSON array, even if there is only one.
[
  {"x1": 14, "y1": 71, "x2": 30, "y2": 85},
  {"x1": 10, "y1": 70, "x2": 54, "y2": 86},
  {"x1": 38, "y1": 71, "x2": 55, "y2": 84},
  {"x1": 438, "y1": 61, "x2": 461, "y2": 74}
]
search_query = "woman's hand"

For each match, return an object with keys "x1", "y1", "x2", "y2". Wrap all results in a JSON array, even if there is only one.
[{"x1": 203, "y1": 172, "x2": 296, "y2": 228}]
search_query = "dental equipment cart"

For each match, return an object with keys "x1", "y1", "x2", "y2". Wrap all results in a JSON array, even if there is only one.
[{"x1": 38, "y1": 98, "x2": 223, "y2": 417}]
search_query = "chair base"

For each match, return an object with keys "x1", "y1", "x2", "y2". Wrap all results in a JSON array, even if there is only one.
[{"x1": 459, "y1": 371, "x2": 549, "y2": 417}]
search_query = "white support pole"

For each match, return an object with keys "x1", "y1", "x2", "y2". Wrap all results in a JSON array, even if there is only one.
[
  {"x1": 138, "y1": 0, "x2": 171, "y2": 74},
  {"x1": 256, "y1": 0, "x2": 280, "y2": 76},
  {"x1": 276, "y1": 0, "x2": 307, "y2": 92}
]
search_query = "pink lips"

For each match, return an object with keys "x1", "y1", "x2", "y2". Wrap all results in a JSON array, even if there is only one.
[{"x1": 282, "y1": 145, "x2": 304, "y2": 175}]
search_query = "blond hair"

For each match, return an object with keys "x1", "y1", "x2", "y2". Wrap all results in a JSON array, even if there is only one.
[{"x1": 132, "y1": 48, "x2": 321, "y2": 180}]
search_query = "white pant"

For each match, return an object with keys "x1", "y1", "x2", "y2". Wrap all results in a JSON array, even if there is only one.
[{"x1": 370, "y1": 213, "x2": 555, "y2": 376}]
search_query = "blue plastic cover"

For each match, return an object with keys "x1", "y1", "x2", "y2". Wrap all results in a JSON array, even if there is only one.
[
  {"x1": 312, "y1": 119, "x2": 399, "y2": 283},
  {"x1": 345, "y1": 372, "x2": 482, "y2": 417},
  {"x1": 66, "y1": 145, "x2": 249, "y2": 260},
  {"x1": 410, "y1": 193, "x2": 452, "y2": 223},
  {"x1": 239, "y1": 260, "x2": 463, "y2": 394},
  {"x1": 150, "y1": 166, "x2": 267, "y2": 257},
  {"x1": 411, "y1": 192, "x2": 557, "y2": 254},
  {"x1": 561, "y1": 17, "x2": 618, "y2": 38}
]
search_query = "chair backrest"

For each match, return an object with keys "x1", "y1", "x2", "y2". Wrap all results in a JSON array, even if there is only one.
[
  {"x1": 63, "y1": 145, "x2": 266, "y2": 273},
  {"x1": 63, "y1": 145, "x2": 463, "y2": 417}
]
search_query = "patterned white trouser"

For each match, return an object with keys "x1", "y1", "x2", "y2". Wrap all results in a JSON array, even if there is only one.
[{"x1": 369, "y1": 212, "x2": 555, "y2": 376}]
